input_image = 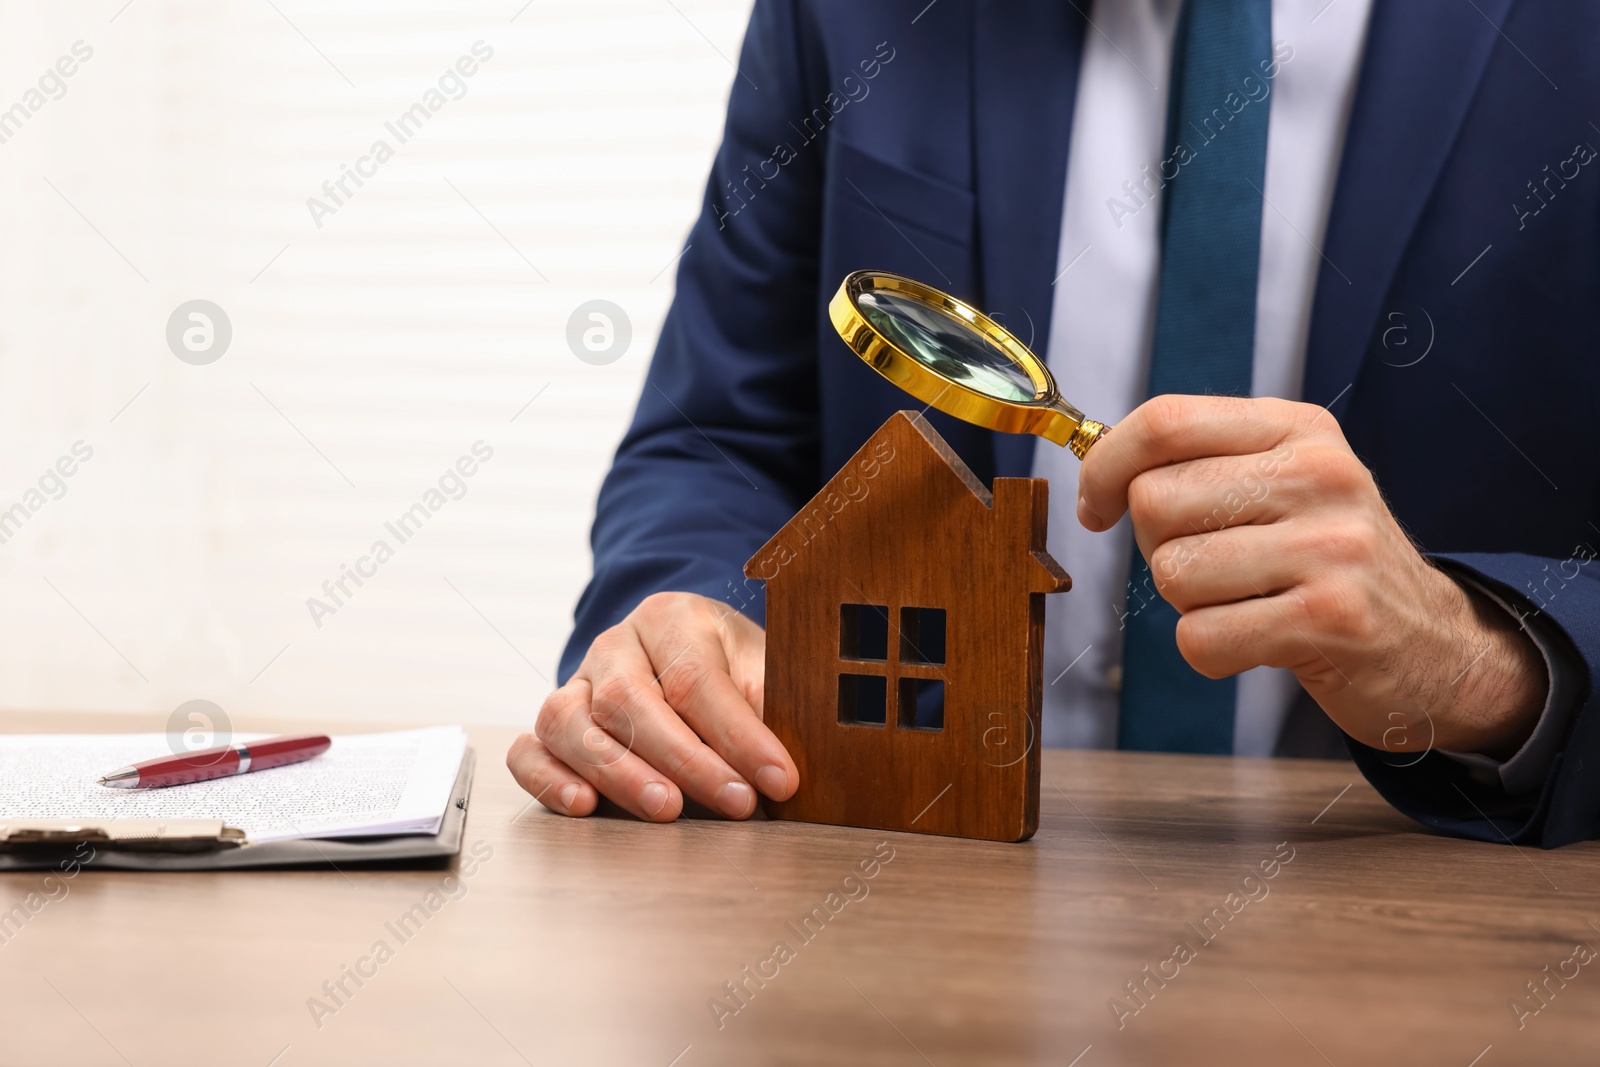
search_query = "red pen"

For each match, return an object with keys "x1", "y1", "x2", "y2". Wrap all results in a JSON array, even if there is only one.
[{"x1": 96, "y1": 734, "x2": 332, "y2": 789}]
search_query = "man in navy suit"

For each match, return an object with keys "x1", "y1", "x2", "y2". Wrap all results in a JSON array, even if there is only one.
[{"x1": 507, "y1": 1, "x2": 1600, "y2": 847}]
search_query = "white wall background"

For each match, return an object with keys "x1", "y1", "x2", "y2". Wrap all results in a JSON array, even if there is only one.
[{"x1": 0, "y1": 0, "x2": 754, "y2": 727}]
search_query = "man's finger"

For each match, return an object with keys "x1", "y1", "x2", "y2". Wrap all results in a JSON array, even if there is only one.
[
  {"x1": 583, "y1": 630, "x2": 760, "y2": 818},
  {"x1": 1080, "y1": 394, "x2": 1305, "y2": 531},
  {"x1": 1174, "y1": 592, "x2": 1343, "y2": 680},
  {"x1": 1147, "y1": 523, "x2": 1309, "y2": 614},
  {"x1": 506, "y1": 731, "x2": 597, "y2": 817},
  {"x1": 719, "y1": 607, "x2": 768, "y2": 718},
  {"x1": 1124, "y1": 450, "x2": 1302, "y2": 560},
  {"x1": 534, "y1": 677, "x2": 687, "y2": 822},
  {"x1": 638, "y1": 609, "x2": 798, "y2": 802}
]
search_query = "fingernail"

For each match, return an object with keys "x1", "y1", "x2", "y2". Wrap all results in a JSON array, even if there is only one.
[
  {"x1": 1077, "y1": 495, "x2": 1102, "y2": 530},
  {"x1": 639, "y1": 781, "x2": 671, "y2": 817},
  {"x1": 559, "y1": 783, "x2": 580, "y2": 811},
  {"x1": 715, "y1": 780, "x2": 755, "y2": 818},
  {"x1": 754, "y1": 764, "x2": 787, "y2": 799}
]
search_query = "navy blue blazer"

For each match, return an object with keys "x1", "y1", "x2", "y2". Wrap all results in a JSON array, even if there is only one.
[{"x1": 565, "y1": 1, "x2": 1600, "y2": 847}]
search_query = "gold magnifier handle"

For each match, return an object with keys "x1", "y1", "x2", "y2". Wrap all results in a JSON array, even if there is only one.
[
  {"x1": 1043, "y1": 396, "x2": 1109, "y2": 459},
  {"x1": 1067, "y1": 419, "x2": 1109, "y2": 460}
]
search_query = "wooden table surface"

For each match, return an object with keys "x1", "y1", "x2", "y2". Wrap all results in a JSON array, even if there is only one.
[{"x1": 2, "y1": 712, "x2": 1598, "y2": 1067}]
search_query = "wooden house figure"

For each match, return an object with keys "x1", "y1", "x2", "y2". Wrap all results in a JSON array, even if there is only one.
[{"x1": 745, "y1": 411, "x2": 1072, "y2": 842}]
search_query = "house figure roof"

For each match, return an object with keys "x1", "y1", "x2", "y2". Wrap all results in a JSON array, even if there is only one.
[{"x1": 745, "y1": 411, "x2": 1070, "y2": 598}]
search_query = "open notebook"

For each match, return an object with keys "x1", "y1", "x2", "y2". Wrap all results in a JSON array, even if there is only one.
[{"x1": 0, "y1": 726, "x2": 468, "y2": 844}]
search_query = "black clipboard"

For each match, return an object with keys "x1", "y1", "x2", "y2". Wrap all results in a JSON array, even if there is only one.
[{"x1": 0, "y1": 750, "x2": 474, "y2": 871}]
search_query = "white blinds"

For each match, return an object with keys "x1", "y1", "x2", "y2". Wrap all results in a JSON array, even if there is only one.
[{"x1": 0, "y1": 0, "x2": 753, "y2": 725}]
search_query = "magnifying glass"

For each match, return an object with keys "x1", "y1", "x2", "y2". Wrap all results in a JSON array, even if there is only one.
[{"x1": 829, "y1": 270, "x2": 1109, "y2": 459}]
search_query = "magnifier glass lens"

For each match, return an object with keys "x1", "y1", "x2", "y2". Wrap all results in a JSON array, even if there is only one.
[{"x1": 856, "y1": 290, "x2": 1039, "y2": 403}]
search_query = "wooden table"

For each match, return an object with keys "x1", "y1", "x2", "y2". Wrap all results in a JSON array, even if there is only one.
[{"x1": 2, "y1": 713, "x2": 1597, "y2": 1066}]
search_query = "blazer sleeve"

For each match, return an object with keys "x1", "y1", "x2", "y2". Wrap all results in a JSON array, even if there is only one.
[
  {"x1": 1347, "y1": 551, "x2": 1600, "y2": 848},
  {"x1": 559, "y1": 0, "x2": 823, "y2": 682}
]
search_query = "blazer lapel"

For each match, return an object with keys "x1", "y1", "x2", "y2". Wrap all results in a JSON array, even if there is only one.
[
  {"x1": 972, "y1": 3, "x2": 1088, "y2": 478},
  {"x1": 1304, "y1": 0, "x2": 1521, "y2": 416}
]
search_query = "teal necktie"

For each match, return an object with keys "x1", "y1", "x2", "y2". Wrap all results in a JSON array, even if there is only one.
[{"x1": 1116, "y1": 0, "x2": 1272, "y2": 754}]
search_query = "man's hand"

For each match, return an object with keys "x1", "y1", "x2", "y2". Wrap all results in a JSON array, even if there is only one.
[
  {"x1": 1077, "y1": 395, "x2": 1546, "y2": 760},
  {"x1": 507, "y1": 592, "x2": 797, "y2": 820}
]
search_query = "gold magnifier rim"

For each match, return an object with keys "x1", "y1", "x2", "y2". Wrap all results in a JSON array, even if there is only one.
[{"x1": 829, "y1": 270, "x2": 1088, "y2": 447}]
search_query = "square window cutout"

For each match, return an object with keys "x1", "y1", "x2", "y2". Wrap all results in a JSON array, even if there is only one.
[
  {"x1": 838, "y1": 673, "x2": 887, "y2": 727},
  {"x1": 898, "y1": 678, "x2": 945, "y2": 731},
  {"x1": 840, "y1": 603, "x2": 889, "y2": 661},
  {"x1": 899, "y1": 607, "x2": 946, "y2": 665}
]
